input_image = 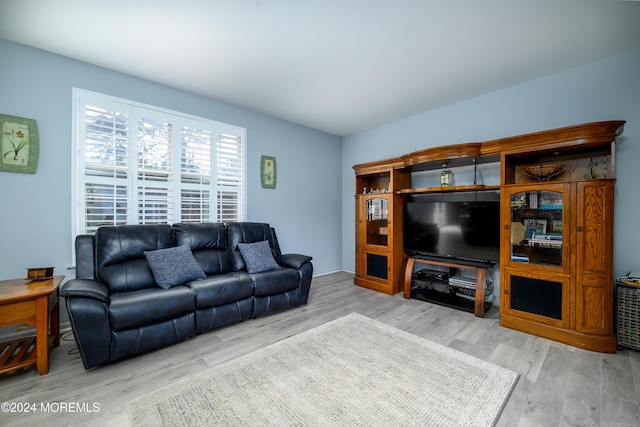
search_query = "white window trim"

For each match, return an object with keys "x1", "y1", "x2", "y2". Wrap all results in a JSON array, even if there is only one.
[{"x1": 71, "y1": 88, "x2": 247, "y2": 256}]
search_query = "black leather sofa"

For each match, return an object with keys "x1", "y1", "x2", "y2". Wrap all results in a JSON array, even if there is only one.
[{"x1": 61, "y1": 222, "x2": 313, "y2": 369}]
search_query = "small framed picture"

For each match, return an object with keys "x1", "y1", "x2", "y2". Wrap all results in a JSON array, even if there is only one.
[
  {"x1": 260, "y1": 155, "x2": 276, "y2": 189},
  {"x1": 552, "y1": 220, "x2": 563, "y2": 233},
  {"x1": 0, "y1": 114, "x2": 39, "y2": 174},
  {"x1": 524, "y1": 219, "x2": 546, "y2": 238}
]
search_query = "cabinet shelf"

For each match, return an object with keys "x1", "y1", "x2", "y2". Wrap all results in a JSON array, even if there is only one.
[
  {"x1": 410, "y1": 285, "x2": 492, "y2": 315},
  {"x1": 511, "y1": 207, "x2": 563, "y2": 212},
  {"x1": 398, "y1": 184, "x2": 499, "y2": 195}
]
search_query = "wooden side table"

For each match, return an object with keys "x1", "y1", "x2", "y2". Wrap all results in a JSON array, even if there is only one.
[{"x1": 0, "y1": 275, "x2": 64, "y2": 375}]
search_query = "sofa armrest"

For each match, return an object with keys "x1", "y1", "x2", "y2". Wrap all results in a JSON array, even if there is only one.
[
  {"x1": 276, "y1": 253, "x2": 313, "y2": 270},
  {"x1": 61, "y1": 279, "x2": 110, "y2": 303},
  {"x1": 61, "y1": 278, "x2": 112, "y2": 369}
]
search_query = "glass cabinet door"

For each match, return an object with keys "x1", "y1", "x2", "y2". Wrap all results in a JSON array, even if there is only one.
[
  {"x1": 366, "y1": 197, "x2": 389, "y2": 246},
  {"x1": 509, "y1": 189, "x2": 564, "y2": 267}
]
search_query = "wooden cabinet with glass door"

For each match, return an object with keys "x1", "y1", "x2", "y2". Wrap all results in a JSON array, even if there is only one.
[
  {"x1": 354, "y1": 159, "x2": 410, "y2": 294},
  {"x1": 501, "y1": 184, "x2": 573, "y2": 342},
  {"x1": 499, "y1": 121, "x2": 622, "y2": 353},
  {"x1": 501, "y1": 181, "x2": 615, "y2": 352}
]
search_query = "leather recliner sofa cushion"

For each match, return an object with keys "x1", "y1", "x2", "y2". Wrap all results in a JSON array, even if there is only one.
[
  {"x1": 173, "y1": 222, "x2": 235, "y2": 276},
  {"x1": 251, "y1": 268, "x2": 300, "y2": 296},
  {"x1": 95, "y1": 224, "x2": 175, "y2": 293},
  {"x1": 109, "y1": 286, "x2": 196, "y2": 331},
  {"x1": 188, "y1": 272, "x2": 254, "y2": 309}
]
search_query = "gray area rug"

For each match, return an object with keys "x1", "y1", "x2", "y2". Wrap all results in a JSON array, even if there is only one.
[{"x1": 128, "y1": 313, "x2": 518, "y2": 426}]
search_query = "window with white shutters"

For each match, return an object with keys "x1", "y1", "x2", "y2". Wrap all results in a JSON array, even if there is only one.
[{"x1": 72, "y1": 89, "x2": 246, "y2": 237}]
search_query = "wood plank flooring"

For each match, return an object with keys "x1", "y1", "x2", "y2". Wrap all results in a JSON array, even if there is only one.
[{"x1": 1, "y1": 271, "x2": 639, "y2": 426}]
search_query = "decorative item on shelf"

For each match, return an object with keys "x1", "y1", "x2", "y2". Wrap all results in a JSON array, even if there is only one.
[
  {"x1": 511, "y1": 194, "x2": 527, "y2": 209},
  {"x1": 523, "y1": 164, "x2": 565, "y2": 182},
  {"x1": 366, "y1": 187, "x2": 390, "y2": 194},
  {"x1": 585, "y1": 158, "x2": 597, "y2": 179},
  {"x1": 26, "y1": 267, "x2": 54, "y2": 281},
  {"x1": 524, "y1": 219, "x2": 546, "y2": 239},
  {"x1": 551, "y1": 220, "x2": 563, "y2": 233},
  {"x1": 440, "y1": 163, "x2": 453, "y2": 187}
]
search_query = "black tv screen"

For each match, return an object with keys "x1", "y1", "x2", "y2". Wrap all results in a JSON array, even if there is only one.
[{"x1": 404, "y1": 191, "x2": 500, "y2": 264}]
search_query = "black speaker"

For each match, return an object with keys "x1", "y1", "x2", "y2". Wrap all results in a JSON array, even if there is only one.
[
  {"x1": 511, "y1": 275, "x2": 562, "y2": 320},
  {"x1": 366, "y1": 253, "x2": 388, "y2": 280}
]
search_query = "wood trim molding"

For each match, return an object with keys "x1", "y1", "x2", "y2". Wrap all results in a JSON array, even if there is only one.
[
  {"x1": 487, "y1": 120, "x2": 625, "y2": 156},
  {"x1": 353, "y1": 121, "x2": 625, "y2": 174},
  {"x1": 401, "y1": 142, "x2": 482, "y2": 168}
]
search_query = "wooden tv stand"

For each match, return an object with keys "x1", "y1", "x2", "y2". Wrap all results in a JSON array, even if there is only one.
[{"x1": 403, "y1": 257, "x2": 490, "y2": 317}]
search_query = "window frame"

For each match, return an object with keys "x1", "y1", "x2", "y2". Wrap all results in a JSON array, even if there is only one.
[{"x1": 71, "y1": 88, "x2": 246, "y2": 243}]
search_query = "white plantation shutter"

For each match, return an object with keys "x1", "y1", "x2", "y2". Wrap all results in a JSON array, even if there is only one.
[
  {"x1": 181, "y1": 126, "x2": 211, "y2": 185},
  {"x1": 216, "y1": 127, "x2": 245, "y2": 222},
  {"x1": 180, "y1": 125, "x2": 213, "y2": 222},
  {"x1": 181, "y1": 188, "x2": 211, "y2": 221},
  {"x1": 84, "y1": 183, "x2": 129, "y2": 233},
  {"x1": 83, "y1": 105, "x2": 129, "y2": 179},
  {"x1": 80, "y1": 104, "x2": 131, "y2": 234},
  {"x1": 73, "y1": 89, "x2": 246, "y2": 238},
  {"x1": 137, "y1": 116, "x2": 174, "y2": 224}
]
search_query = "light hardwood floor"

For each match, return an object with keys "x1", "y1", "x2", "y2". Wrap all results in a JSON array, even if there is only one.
[{"x1": 1, "y1": 271, "x2": 639, "y2": 426}]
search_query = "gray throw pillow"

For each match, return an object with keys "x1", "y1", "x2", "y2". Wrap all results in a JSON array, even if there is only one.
[
  {"x1": 238, "y1": 240, "x2": 280, "y2": 274},
  {"x1": 144, "y1": 244, "x2": 206, "y2": 289}
]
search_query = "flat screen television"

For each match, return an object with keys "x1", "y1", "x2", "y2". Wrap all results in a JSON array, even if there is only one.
[{"x1": 404, "y1": 190, "x2": 500, "y2": 264}]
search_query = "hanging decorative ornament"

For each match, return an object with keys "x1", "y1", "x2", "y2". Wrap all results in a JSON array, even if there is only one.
[{"x1": 440, "y1": 163, "x2": 453, "y2": 187}]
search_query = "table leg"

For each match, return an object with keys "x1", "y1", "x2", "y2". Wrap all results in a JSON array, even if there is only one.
[
  {"x1": 403, "y1": 257, "x2": 416, "y2": 298},
  {"x1": 474, "y1": 268, "x2": 487, "y2": 318},
  {"x1": 50, "y1": 290, "x2": 60, "y2": 347},
  {"x1": 35, "y1": 295, "x2": 49, "y2": 375}
]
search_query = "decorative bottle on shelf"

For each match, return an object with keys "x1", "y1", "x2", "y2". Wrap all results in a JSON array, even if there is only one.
[{"x1": 440, "y1": 163, "x2": 453, "y2": 187}]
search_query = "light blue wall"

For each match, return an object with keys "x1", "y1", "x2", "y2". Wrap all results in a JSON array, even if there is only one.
[
  {"x1": 342, "y1": 48, "x2": 640, "y2": 282},
  {"x1": 0, "y1": 39, "x2": 343, "y2": 286},
  {"x1": 3, "y1": 36, "x2": 639, "y2": 323}
]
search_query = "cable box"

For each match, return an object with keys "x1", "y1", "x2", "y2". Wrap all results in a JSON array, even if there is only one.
[
  {"x1": 416, "y1": 269, "x2": 449, "y2": 282},
  {"x1": 449, "y1": 275, "x2": 477, "y2": 289}
]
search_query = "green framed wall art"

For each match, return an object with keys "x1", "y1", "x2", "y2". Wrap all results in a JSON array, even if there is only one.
[
  {"x1": 0, "y1": 114, "x2": 39, "y2": 174},
  {"x1": 260, "y1": 155, "x2": 277, "y2": 189}
]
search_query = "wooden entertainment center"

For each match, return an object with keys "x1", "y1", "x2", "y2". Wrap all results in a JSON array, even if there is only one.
[{"x1": 353, "y1": 120, "x2": 625, "y2": 353}]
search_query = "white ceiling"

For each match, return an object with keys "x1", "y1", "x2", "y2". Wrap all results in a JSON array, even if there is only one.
[{"x1": 1, "y1": 1, "x2": 640, "y2": 136}]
